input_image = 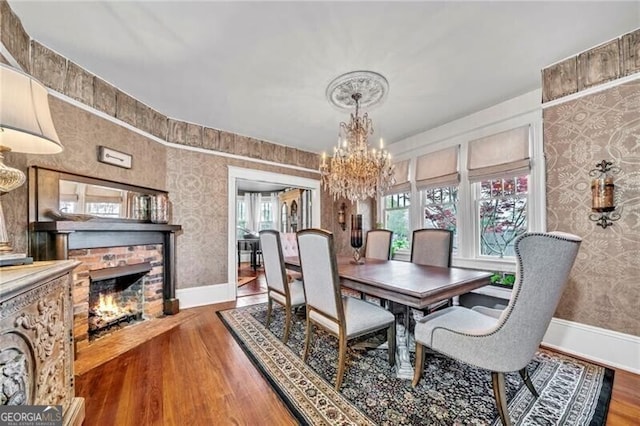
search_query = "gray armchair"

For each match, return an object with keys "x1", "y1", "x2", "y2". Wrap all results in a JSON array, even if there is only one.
[
  {"x1": 259, "y1": 230, "x2": 305, "y2": 344},
  {"x1": 412, "y1": 232, "x2": 582, "y2": 426},
  {"x1": 297, "y1": 228, "x2": 396, "y2": 390}
]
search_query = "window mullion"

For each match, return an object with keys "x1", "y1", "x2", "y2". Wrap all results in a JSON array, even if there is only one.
[{"x1": 457, "y1": 145, "x2": 474, "y2": 260}]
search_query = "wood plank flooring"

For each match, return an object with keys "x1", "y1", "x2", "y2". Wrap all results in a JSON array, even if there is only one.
[
  {"x1": 237, "y1": 262, "x2": 267, "y2": 297},
  {"x1": 76, "y1": 296, "x2": 640, "y2": 426}
]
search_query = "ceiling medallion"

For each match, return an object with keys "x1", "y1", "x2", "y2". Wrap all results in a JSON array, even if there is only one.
[
  {"x1": 326, "y1": 70, "x2": 389, "y2": 111},
  {"x1": 320, "y1": 71, "x2": 395, "y2": 202}
]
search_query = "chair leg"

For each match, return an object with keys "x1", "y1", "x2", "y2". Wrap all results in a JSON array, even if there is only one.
[
  {"x1": 335, "y1": 333, "x2": 347, "y2": 390},
  {"x1": 303, "y1": 318, "x2": 312, "y2": 361},
  {"x1": 387, "y1": 323, "x2": 396, "y2": 366},
  {"x1": 265, "y1": 298, "x2": 273, "y2": 328},
  {"x1": 283, "y1": 306, "x2": 292, "y2": 344},
  {"x1": 519, "y1": 367, "x2": 539, "y2": 399},
  {"x1": 491, "y1": 372, "x2": 512, "y2": 426},
  {"x1": 412, "y1": 343, "x2": 425, "y2": 387}
]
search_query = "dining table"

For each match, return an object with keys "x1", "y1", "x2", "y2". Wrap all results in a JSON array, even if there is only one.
[{"x1": 284, "y1": 255, "x2": 493, "y2": 378}]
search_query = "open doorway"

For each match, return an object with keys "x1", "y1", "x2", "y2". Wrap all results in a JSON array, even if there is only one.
[
  {"x1": 227, "y1": 167, "x2": 321, "y2": 301},
  {"x1": 236, "y1": 179, "x2": 289, "y2": 297}
]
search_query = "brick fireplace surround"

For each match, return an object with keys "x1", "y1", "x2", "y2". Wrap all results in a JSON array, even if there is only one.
[
  {"x1": 30, "y1": 221, "x2": 181, "y2": 351},
  {"x1": 69, "y1": 244, "x2": 164, "y2": 350}
]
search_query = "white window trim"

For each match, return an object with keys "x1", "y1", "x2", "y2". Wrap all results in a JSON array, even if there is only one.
[{"x1": 382, "y1": 90, "x2": 545, "y2": 273}]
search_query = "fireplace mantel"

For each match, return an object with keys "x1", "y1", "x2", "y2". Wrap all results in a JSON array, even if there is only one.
[
  {"x1": 31, "y1": 221, "x2": 181, "y2": 233},
  {"x1": 30, "y1": 220, "x2": 182, "y2": 315}
]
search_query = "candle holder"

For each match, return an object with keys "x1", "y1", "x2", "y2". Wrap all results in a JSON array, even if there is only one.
[
  {"x1": 588, "y1": 160, "x2": 620, "y2": 229},
  {"x1": 350, "y1": 214, "x2": 364, "y2": 264}
]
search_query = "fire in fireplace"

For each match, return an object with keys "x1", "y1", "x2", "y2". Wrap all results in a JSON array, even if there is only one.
[{"x1": 88, "y1": 262, "x2": 152, "y2": 340}]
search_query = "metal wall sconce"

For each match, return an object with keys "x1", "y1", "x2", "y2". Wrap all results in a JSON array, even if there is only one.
[
  {"x1": 589, "y1": 160, "x2": 620, "y2": 229},
  {"x1": 337, "y1": 202, "x2": 346, "y2": 231}
]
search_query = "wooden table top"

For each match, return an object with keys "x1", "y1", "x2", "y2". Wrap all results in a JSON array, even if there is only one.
[{"x1": 284, "y1": 256, "x2": 493, "y2": 310}]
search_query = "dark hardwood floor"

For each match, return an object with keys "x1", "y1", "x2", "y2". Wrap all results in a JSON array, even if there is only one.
[{"x1": 76, "y1": 297, "x2": 640, "y2": 426}]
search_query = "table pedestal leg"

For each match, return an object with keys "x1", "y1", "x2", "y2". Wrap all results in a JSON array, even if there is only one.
[{"x1": 395, "y1": 322, "x2": 414, "y2": 379}]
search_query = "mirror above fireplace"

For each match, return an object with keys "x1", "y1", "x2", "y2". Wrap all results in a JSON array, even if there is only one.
[{"x1": 29, "y1": 166, "x2": 168, "y2": 222}]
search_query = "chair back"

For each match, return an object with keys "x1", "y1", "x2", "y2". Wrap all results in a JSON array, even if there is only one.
[
  {"x1": 364, "y1": 229, "x2": 393, "y2": 260},
  {"x1": 490, "y1": 232, "x2": 582, "y2": 370},
  {"x1": 259, "y1": 230, "x2": 289, "y2": 297},
  {"x1": 410, "y1": 228, "x2": 453, "y2": 267},
  {"x1": 296, "y1": 229, "x2": 343, "y2": 323}
]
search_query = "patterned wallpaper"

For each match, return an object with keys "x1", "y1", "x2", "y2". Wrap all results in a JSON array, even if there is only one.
[
  {"x1": 544, "y1": 79, "x2": 640, "y2": 336},
  {"x1": 166, "y1": 147, "x2": 319, "y2": 289},
  {"x1": 3, "y1": 97, "x2": 167, "y2": 254},
  {"x1": 3, "y1": 95, "x2": 322, "y2": 292}
]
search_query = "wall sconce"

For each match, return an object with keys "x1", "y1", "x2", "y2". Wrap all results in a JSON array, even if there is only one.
[
  {"x1": 337, "y1": 202, "x2": 346, "y2": 231},
  {"x1": 589, "y1": 160, "x2": 620, "y2": 229}
]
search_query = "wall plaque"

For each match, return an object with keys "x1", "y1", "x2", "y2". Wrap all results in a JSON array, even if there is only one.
[{"x1": 98, "y1": 146, "x2": 132, "y2": 169}]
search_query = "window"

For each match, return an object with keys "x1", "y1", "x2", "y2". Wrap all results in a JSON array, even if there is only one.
[
  {"x1": 477, "y1": 175, "x2": 528, "y2": 258},
  {"x1": 384, "y1": 192, "x2": 410, "y2": 254},
  {"x1": 423, "y1": 186, "x2": 459, "y2": 254},
  {"x1": 86, "y1": 202, "x2": 121, "y2": 218},
  {"x1": 259, "y1": 200, "x2": 273, "y2": 230},
  {"x1": 237, "y1": 198, "x2": 247, "y2": 228},
  {"x1": 380, "y1": 121, "x2": 541, "y2": 275}
]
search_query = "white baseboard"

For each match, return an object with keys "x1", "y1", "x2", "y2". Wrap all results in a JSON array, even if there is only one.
[
  {"x1": 176, "y1": 283, "x2": 234, "y2": 309},
  {"x1": 543, "y1": 317, "x2": 640, "y2": 374}
]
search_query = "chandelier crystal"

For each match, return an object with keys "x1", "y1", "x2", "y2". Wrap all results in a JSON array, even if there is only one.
[{"x1": 320, "y1": 73, "x2": 395, "y2": 202}]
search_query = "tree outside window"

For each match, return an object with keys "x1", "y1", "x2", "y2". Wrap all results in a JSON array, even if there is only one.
[
  {"x1": 423, "y1": 186, "x2": 458, "y2": 254},
  {"x1": 384, "y1": 193, "x2": 410, "y2": 254},
  {"x1": 478, "y1": 175, "x2": 528, "y2": 258}
]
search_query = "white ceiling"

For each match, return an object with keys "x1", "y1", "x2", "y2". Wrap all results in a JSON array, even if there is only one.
[{"x1": 8, "y1": 1, "x2": 639, "y2": 155}]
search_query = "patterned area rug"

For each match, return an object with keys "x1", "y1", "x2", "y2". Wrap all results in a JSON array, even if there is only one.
[{"x1": 218, "y1": 304, "x2": 614, "y2": 425}]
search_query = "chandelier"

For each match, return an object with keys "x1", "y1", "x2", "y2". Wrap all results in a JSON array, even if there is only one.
[{"x1": 320, "y1": 71, "x2": 395, "y2": 202}]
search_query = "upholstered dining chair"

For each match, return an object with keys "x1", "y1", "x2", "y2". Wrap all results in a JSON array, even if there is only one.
[
  {"x1": 259, "y1": 230, "x2": 306, "y2": 344},
  {"x1": 390, "y1": 228, "x2": 455, "y2": 322},
  {"x1": 412, "y1": 232, "x2": 582, "y2": 426},
  {"x1": 410, "y1": 228, "x2": 454, "y2": 267},
  {"x1": 296, "y1": 228, "x2": 396, "y2": 390},
  {"x1": 364, "y1": 229, "x2": 393, "y2": 260}
]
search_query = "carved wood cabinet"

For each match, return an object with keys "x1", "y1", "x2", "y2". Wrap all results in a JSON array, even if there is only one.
[{"x1": 0, "y1": 260, "x2": 84, "y2": 425}]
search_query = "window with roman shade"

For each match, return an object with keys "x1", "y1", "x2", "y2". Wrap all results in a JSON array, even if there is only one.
[
  {"x1": 467, "y1": 125, "x2": 530, "y2": 182},
  {"x1": 386, "y1": 159, "x2": 410, "y2": 195},
  {"x1": 415, "y1": 146, "x2": 460, "y2": 190}
]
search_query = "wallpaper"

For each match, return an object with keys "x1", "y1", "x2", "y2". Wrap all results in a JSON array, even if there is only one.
[
  {"x1": 544, "y1": 79, "x2": 640, "y2": 336},
  {"x1": 166, "y1": 147, "x2": 319, "y2": 289},
  {"x1": 3, "y1": 97, "x2": 167, "y2": 254}
]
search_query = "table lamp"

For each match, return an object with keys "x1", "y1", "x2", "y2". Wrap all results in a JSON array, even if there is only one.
[{"x1": 0, "y1": 63, "x2": 63, "y2": 262}]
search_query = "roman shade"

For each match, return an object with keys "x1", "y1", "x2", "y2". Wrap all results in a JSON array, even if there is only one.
[
  {"x1": 467, "y1": 126, "x2": 530, "y2": 182},
  {"x1": 386, "y1": 159, "x2": 410, "y2": 195},
  {"x1": 415, "y1": 146, "x2": 460, "y2": 190}
]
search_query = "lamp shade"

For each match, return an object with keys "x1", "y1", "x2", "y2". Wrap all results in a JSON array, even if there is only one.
[{"x1": 0, "y1": 63, "x2": 63, "y2": 154}]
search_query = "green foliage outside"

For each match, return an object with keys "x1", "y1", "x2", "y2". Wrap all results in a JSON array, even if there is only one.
[
  {"x1": 391, "y1": 238, "x2": 409, "y2": 256},
  {"x1": 489, "y1": 272, "x2": 516, "y2": 288}
]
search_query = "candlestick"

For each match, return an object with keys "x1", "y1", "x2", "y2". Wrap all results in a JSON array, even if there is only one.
[{"x1": 350, "y1": 214, "x2": 364, "y2": 264}]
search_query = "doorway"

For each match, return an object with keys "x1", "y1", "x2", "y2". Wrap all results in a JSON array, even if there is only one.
[{"x1": 227, "y1": 167, "x2": 321, "y2": 301}]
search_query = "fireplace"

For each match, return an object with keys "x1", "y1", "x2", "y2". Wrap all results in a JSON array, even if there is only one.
[
  {"x1": 28, "y1": 167, "x2": 182, "y2": 351},
  {"x1": 64, "y1": 244, "x2": 165, "y2": 350},
  {"x1": 88, "y1": 262, "x2": 152, "y2": 340},
  {"x1": 31, "y1": 222, "x2": 180, "y2": 351}
]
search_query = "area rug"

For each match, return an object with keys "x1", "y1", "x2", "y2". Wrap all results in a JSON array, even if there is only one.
[{"x1": 218, "y1": 303, "x2": 614, "y2": 425}]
